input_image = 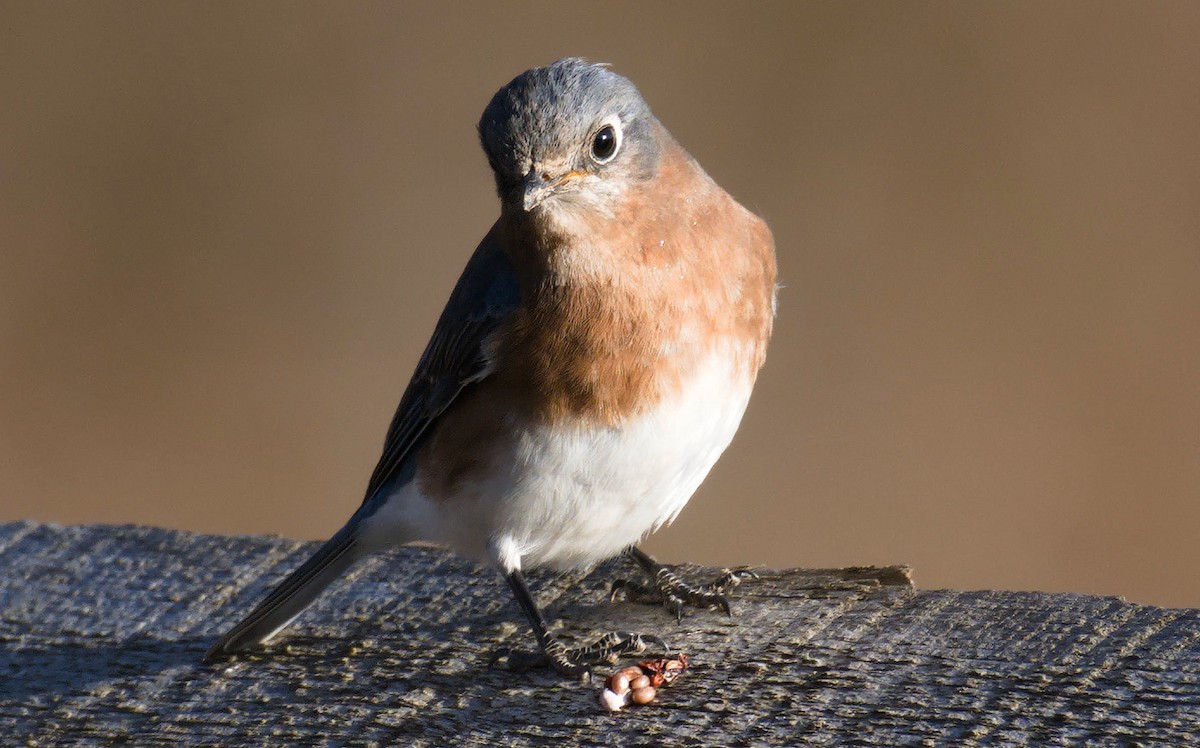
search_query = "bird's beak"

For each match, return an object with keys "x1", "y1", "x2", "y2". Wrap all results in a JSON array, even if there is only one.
[{"x1": 522, "y1": 169, "x2": 585, "y2": 212}]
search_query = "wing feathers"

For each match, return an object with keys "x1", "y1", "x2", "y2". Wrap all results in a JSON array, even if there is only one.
[{"x1": 360, "y1": 227, "x2": 518, "y2": 504}]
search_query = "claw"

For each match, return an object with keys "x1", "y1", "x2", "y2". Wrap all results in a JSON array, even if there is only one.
[
  {"x1": 720, "y1": 568, "x2": 760, "y2": 589},
  {"x1": 609, "y1": 579, "x2": 629, "y2": 603},
  {"x1": 491, "y1": 646, "x2": 549, "y2": 673},
  {"x1": 612, "y1": 550, "x2": 760, "y2": 619},
  {"x1": 667, "y1": 595, "x2": 685, "y2": 622},
  {"x1": 491, "y1": 631, "x2": 666, "y2": 680},
  {"x1": 610, "y1": 578, "x2": 664, "y2": 606},
  {"x1": 713, "y1": 594, "x2": 732, "y2": 616}
]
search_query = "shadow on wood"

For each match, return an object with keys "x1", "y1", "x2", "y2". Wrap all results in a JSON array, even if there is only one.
[{"x1": 1, "y1": 522, "x2": 1197, "y2": 745}]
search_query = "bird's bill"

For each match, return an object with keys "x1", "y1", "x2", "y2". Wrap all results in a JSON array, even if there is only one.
[{"x1": 522, "y1": 169, "x2": 586, "y2": 211}]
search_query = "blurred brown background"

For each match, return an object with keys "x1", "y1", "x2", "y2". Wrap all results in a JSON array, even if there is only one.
[{"x1": 2, "y1": 3, "x2": 1197, "y2": 606}]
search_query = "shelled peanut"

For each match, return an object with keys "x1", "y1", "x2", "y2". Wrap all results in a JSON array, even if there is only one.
[{"x1": 598, "y1": 655, "x2": 689, "y2": 712}]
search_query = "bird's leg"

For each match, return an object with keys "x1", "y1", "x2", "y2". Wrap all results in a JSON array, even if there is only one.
[
  {"x1": 610, "y1": 546, "x2": 758, "y2": 621},
  {"x1": 492, "y1": 569, "x2": 664, "y2": 680}
]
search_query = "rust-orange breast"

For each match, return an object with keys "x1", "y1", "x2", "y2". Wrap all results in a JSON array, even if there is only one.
[
  {"x1": 416, "y1": 140, "x2": 776, "y2": 500},
  {"x1": 496, "y1": 140, "x2": 777, "y2": 426}
]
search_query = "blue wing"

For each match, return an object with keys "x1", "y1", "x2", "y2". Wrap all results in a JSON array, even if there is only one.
[
  {"x1": 202, "y1": 227, "x2": 519, "y2": 662},
  {"x1": 360, "y1": 225, "x2": 519, "y2": 504}
]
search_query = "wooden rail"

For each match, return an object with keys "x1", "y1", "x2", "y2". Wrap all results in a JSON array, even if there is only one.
[{"x1": 1, "y1": 522, "x2": 1196, "y2": 745}]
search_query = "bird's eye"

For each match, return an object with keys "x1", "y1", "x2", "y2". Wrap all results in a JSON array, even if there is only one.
[{"x1": 590, "y1": 123, "x2": 620, "y2": 163}]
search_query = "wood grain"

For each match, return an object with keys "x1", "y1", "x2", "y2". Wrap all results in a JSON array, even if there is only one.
[{"x1": 1, "y1": 522, "x2": 1196, "y2": 746}]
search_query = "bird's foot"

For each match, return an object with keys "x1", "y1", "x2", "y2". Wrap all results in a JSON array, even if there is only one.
[
  {"x1": 611, "y1": 551, "x2": 759, "y2": 621},
  {"x1": 491, "y1": 631, "x2": 666, "y2": 681}
]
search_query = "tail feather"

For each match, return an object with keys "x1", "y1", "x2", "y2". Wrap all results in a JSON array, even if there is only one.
[{"x1": 203, "y1": 522, "x2": 363, "y2": 663}]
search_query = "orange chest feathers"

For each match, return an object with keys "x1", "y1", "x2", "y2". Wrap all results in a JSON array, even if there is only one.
[{"x1": 496, "y1": 190, "x2": 776, "y2": 426}]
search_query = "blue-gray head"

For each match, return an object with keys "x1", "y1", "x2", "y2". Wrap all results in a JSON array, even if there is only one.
[{"x1": 478, "y1": 58, "x2": 663, "y2": 215}]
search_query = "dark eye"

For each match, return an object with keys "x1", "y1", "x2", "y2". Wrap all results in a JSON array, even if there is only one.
[{"x1": 590, "y1": 124, "x2": 619, "y2": 163}]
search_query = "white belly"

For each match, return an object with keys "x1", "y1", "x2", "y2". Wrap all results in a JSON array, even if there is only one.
[
  {"x1": 491, "y1": 350, "x2": 755, "y2": 571},
  {"x1": 364, "y1": 348, "x2": 757, "y2": 572}
]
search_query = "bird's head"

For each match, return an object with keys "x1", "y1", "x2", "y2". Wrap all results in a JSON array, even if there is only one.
[{"x1": 478, "y1": 58, "x2": 663, "y2": 220}]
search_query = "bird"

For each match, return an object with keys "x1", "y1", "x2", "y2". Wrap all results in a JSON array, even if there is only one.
[{"x1": 203, "y1": 57, "x2": 777, "y2": 678}]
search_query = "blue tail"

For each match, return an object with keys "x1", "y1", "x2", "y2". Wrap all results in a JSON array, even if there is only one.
[{"x1": 203, "y1": 520, "x2": 364, "y2": 662}]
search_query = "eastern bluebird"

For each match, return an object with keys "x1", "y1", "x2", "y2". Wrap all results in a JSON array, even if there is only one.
[{"x1": 204, "y1": 58, "x2": 777, "y2": 677}]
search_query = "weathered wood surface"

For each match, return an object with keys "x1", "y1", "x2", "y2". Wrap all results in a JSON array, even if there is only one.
[{"x1": 0, "y1": 522, "x2": 1197, "y2": 746}]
